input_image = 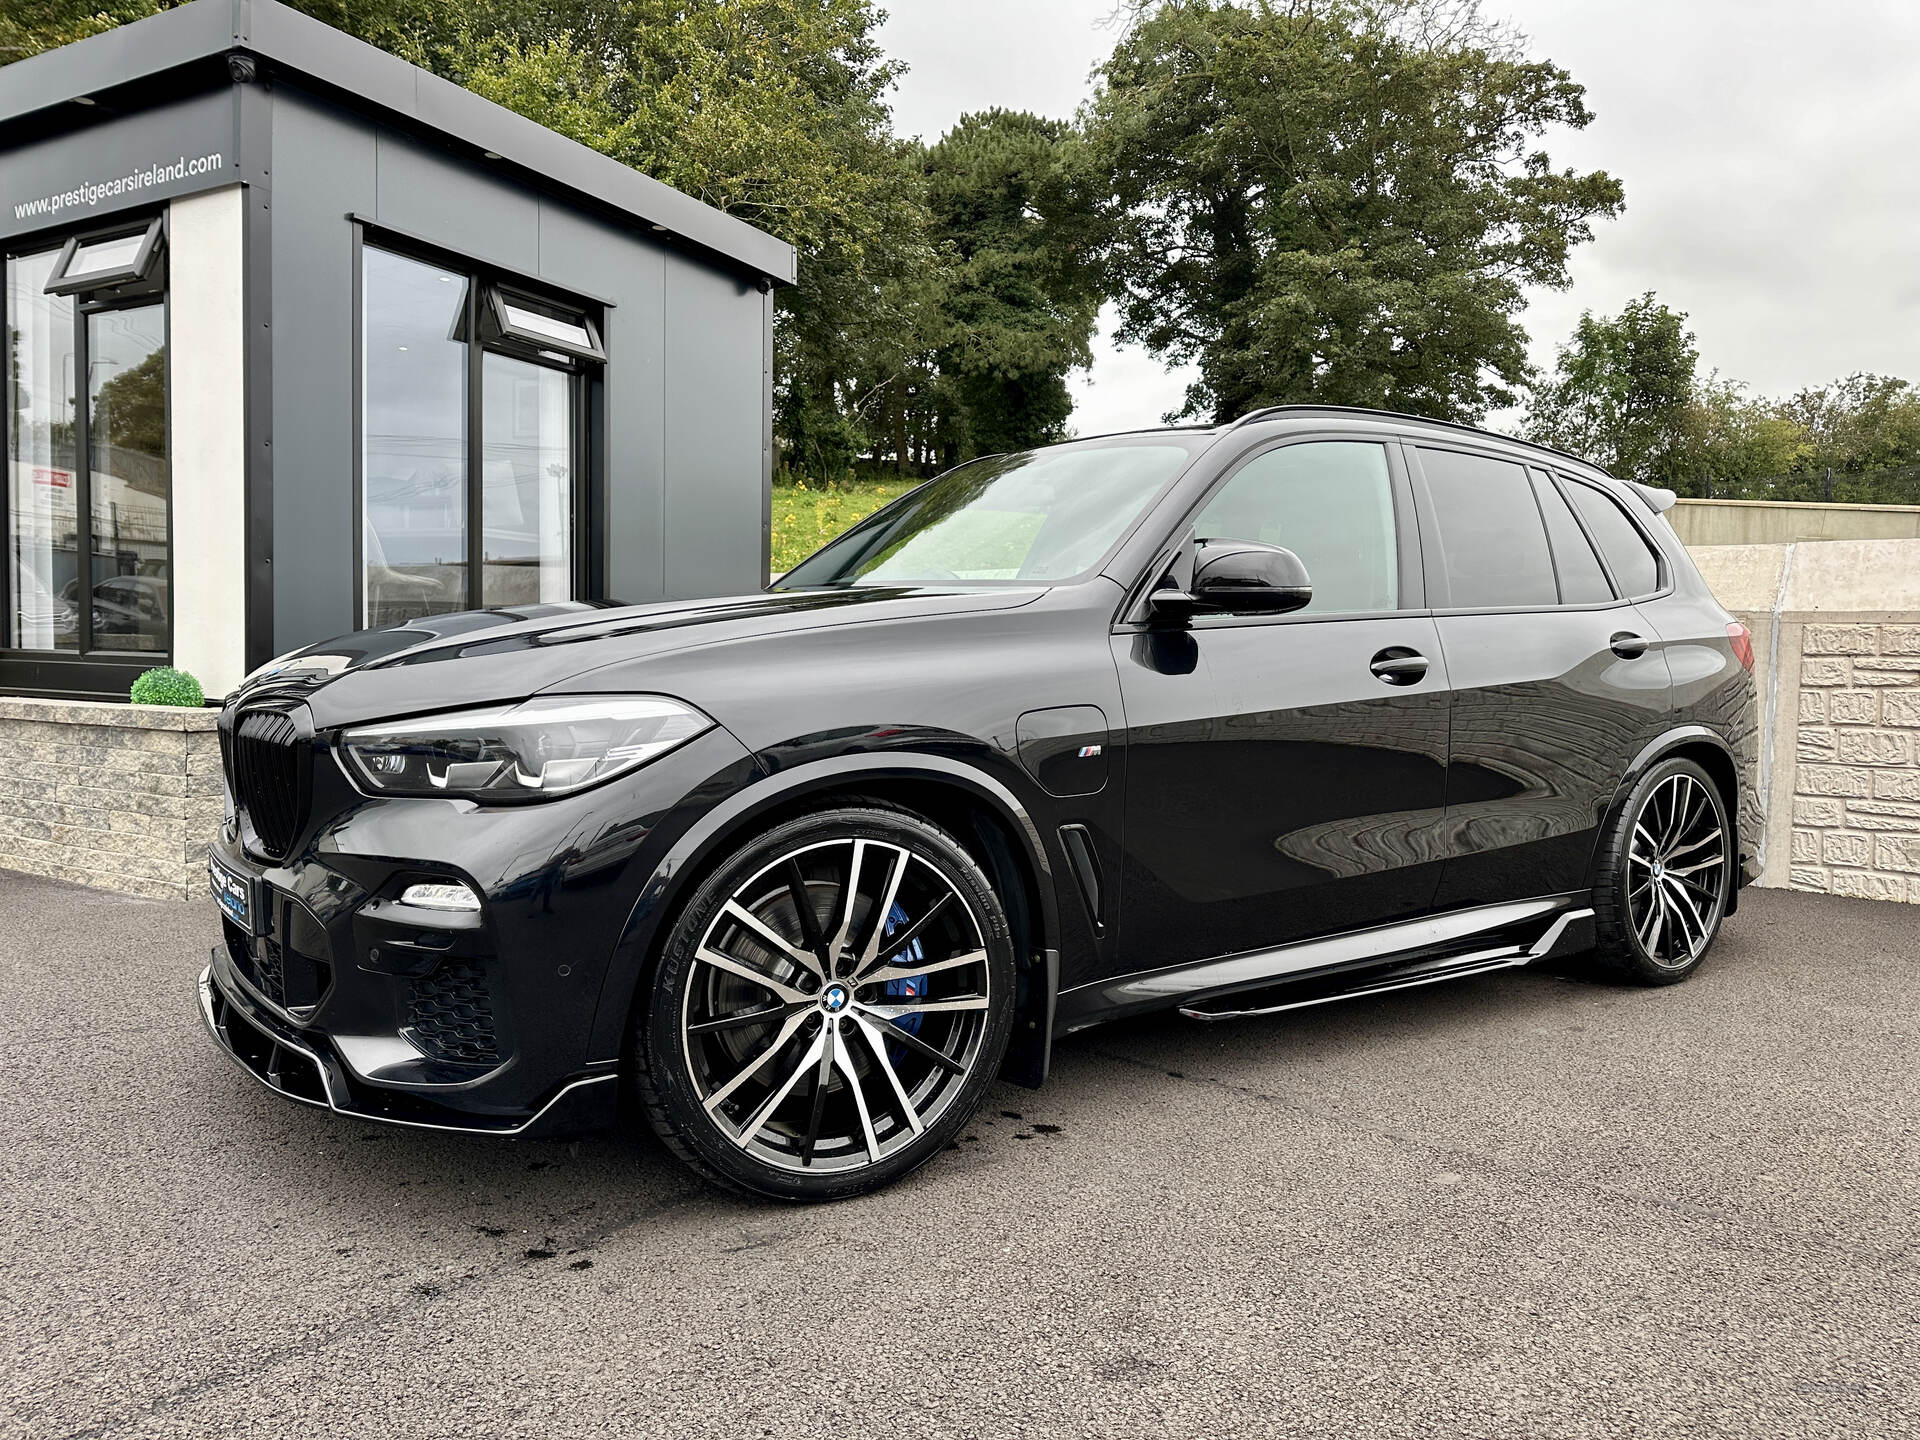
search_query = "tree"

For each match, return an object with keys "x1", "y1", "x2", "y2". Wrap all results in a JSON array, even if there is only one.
[
  {"x1": 1673, "y1": 374, "x2": 1812, "y2": 497},
  {"x1": 1778, "y1": 373, "x2": 1920, "y2": 477},
  {"x1": 0, "y1": 0, "x2": 162, "y2": 63},
  {"x1": 1078, "y1": 0, "x2": 1622, "y2": 425},
  {"x1": 1526, "y1": 292, "x2": 1697, "y2": 482},
  {"x1": 922, "y1": 110, "x2": 1102, "y2": 458}
]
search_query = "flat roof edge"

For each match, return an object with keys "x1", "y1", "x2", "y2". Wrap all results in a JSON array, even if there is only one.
[{"x1": 0, "y1": 0, "x2": 797, "y2": 285}]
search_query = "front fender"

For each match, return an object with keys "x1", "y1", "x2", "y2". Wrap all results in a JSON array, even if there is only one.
[{"x1": 583, "y1": 749, "x2": 1065, "y2": 1076}]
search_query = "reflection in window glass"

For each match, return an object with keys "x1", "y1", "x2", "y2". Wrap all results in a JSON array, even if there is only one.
[
  {"x1": 86, "y1": 303, "x2": 169, "y2": 652},
  {"x1": 482, "y1": 353, "x2": 573, "y2": 606},
  {"x1": 5, "y1": 250, "x2": 79, "y2": 651},
  {"x1": 1531, "y1": 472, "x2": 1612, "y2": 604},
  {"x1": 363, "y1": 247, "x2": 468, "y2": 627},
  {"x1": 1566, "y1": 479, "x2": 1662, "y2": 599},
  {"x1": 67, "y1": 233, "x2": 144, "y2": 282},
  {"x1": 1195, "y1": 442, "x2": 1398, "y2": 614},
  {"x1": 1419, "y1": 448, "x2": 1558, "y2": 609},
  {"x1": 782, "y1": 444, "x2": 1190, "y2": 588}
]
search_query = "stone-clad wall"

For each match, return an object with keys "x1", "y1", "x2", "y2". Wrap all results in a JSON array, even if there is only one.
[
  {"x1": 1692, "y1": 537, "x2": 1920, "y2": 905},
  {"x1": 1789, "y1": 623, "x2": 1920, "y2": 900},
  {"x1": 0, "y1": 697, "x2": 222, "y2": 901}
]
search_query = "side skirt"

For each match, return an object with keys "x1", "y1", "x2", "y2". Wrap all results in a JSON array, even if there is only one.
[{"x1": 1056, "y1": 894, "x2": 1594, "y2": 1033}]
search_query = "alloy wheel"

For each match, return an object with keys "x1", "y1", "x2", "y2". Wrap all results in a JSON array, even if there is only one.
[
  {"x1": 1626, "y1": 772, "x2": 1727, "y2": 968},
  {"x1": 679, "y1": 836, "x2": 993, "y2": 1174}
]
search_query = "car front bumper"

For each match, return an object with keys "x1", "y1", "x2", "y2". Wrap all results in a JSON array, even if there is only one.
[
  {"x1": 199, "y1": 959, "x2": 618, "y2": 1136},
  {"x1": 196, "y1": 723, "x2": 761, "y2": 1136}
]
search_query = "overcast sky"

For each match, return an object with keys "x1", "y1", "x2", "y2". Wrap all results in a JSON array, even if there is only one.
[{"x1": 875, "y1": 0, "x2": 1920, "y2": 435}]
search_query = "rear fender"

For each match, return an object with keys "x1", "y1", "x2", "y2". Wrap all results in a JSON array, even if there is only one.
[{"x1": 1589, "y1": 726, "x2": 1748, "y2": 912}]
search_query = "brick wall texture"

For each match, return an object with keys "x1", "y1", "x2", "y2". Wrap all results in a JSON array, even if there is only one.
[
  {"x1": 1787, "y1": 623, "x2": 1920, "y2": 902},
  {"x1": 0, "y1": 697, "x2": 222, "y2": 902}
]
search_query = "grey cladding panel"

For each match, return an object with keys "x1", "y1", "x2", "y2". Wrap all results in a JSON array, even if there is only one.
[
  {"x1": 663, "y1": 258, "x2": 768, "y2": 599},
  {"x1": 536, "y1": 204, "x2": 668, "y2": 605},
  {"x1": 371, "y1": 131, "x2": 538, "y2": 272},
  {"x1": 269, "y1": 90, "x2": 376, "y2": 651},
  {"x1": 0, "y1": 90, "x2": 236, "y2": 240}
]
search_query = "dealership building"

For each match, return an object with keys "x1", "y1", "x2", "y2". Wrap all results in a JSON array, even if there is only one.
[{"x1": 0, "y1": 0, "x2": 792, "y2": 704}]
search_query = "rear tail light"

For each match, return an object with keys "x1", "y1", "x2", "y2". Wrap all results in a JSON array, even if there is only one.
[{"x1": 1727, "y1": 621, "x2": 1755, "y2": 673}]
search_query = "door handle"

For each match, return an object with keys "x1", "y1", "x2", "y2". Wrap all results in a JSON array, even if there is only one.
[
  {"x1": 1610, "y1": 632, "x2": 1651, "y2": 659},
  {"x1": 1369, "y1": 648, "x2": 1430, "y2": 685}
]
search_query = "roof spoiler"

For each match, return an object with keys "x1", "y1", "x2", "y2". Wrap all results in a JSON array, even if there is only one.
[{"x1": 1629, "y1": 481, "x2": 1678, "y2": 514}]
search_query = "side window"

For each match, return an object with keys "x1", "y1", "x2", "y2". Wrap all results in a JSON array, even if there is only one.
[
  {"x1": 1564, "y1": 478, "x2": 1662, "y2": 598},
  {"x1": 1531, "y1": 471, "x2": 1614, "y2": 604},
  {"x1": 1416, "y1": 448, "x2": 1557, "y2": 609},
  {"x1": 1192, "y1": 441, "x2": 1398, "y2": 615}
]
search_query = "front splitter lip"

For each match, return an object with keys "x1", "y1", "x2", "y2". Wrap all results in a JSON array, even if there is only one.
[{"x1": 198, "y1": 964, "x2": 615, "y2": 1137}]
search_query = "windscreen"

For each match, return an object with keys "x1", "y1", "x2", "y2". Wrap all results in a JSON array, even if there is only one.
[{"x1": 778, "y1": 442, "x2": 1195, "y2": 589}]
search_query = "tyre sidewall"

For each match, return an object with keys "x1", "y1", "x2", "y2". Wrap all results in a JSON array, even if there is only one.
[
  {"x1": 637, "y1": 806, "x2": 1016, "y2": 1201},
  {"x1": 1600, "y1": 757, "x2": 1731, "y2": 983}
]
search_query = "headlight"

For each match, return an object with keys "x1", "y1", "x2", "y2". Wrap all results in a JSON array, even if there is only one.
[{"x1": 340, "y1": 695, "x2": 712, "y2": 800}]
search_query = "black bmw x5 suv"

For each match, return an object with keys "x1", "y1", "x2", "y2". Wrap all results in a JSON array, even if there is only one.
[{"x1": 202, "y1": 406, "x2": 1761, "y2": 1200}]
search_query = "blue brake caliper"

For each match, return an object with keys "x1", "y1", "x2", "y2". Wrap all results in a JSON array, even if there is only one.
[{"x1": 879, "y1": 901, "x2": 925, "y2": 1058}]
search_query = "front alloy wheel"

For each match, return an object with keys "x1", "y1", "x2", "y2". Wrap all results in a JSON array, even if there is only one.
[
  {"x1": 1592, "y1": 756, "x2": 1732, "y2": 983},
  {"x1": 635, "y1": 806, "x2": 1015, "y2": 1199}
]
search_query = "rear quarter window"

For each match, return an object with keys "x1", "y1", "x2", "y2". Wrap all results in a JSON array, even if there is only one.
[{"x1": 1564, "y1": 478, "x2": 1663, "y2": 598}]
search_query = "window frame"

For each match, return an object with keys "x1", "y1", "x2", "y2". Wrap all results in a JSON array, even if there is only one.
[
  {"x1": 1553, "y1": 470, "x2": 1672, "y2": 603},
  {"x1": 1, "y1": 211, "x2": 174, "y2": 699},
  {"x1": 1118, "y1": 430, "x2": 1426, "y2": 631},
  {"x1": 1404, "y1": 439, "x2": 1649, "y2": 616},
  {"x1": 1527, "y1": 466, "x2": 1618, "y2": 606},
  {"x1": 46, "y1": 215, "x2": 167, "y2": 298},
  {"x1": 484, "y1": 282, "x2": 606, "y2": 364},
  {"x1": 352, "y1": 225, "x2": 604, "y2": 630}
]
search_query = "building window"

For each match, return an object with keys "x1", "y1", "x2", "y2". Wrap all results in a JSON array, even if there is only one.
[
  {"x1": 5, "y1": 218, "x2": 170, "y2": 664},
  {"x1": 360, "y1": 241, "x2": 594, "y2": 629}
]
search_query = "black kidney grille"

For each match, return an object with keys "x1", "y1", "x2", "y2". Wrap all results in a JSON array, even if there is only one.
[
  {"x1": 232, "y1": 708, "x2": 308, "y2": 859},
  {"x1": 407, "y1": 960, "x2": 502, "y2": 1065}
]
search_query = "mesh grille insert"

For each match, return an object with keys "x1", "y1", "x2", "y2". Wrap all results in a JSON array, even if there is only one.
[{"x1": 407, "y1": 960, "x2": 502, "y2": 1064}]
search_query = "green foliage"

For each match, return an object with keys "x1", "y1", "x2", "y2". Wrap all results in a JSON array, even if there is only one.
[
  {"x1": 1526, "y1": 292, "x2": 1699, "y2": 483},
  {"x1": 1778, "y1": 373, "x2": 1920, "y2": 477},
  {"x1": 0, "y1": 0, "x2": 162, "y2": 63},
  {"x1": 1528, "y1": 295, "x2": 1920, "y2": 501},
  {"x1": 1674, "y1": 374, "x2": 1813, "y2": 496},
  {"x1": 1079, "y1": 0, "x2": 1623, "y2": 424},
  {"x1": 770, "y1": 473, "x2": 915, "y2": 572},
  {"x1": 924, "y1": 110, "x2": 1102, "y2": 457},
  {"x1": 130, "y1": 666, "x2": 204, "y2": 707}
]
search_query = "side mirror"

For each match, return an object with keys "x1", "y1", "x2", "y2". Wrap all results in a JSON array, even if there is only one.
[{"x1": 1151, "y1": 540, "x2": 1312, "y2": 620}]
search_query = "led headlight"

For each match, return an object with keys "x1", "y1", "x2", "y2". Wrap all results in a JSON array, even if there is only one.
[{"x1": 340, "y1": 695, "x2": 712, "y2": 801}]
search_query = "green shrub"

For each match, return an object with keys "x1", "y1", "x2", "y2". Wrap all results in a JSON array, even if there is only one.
[{"x1": 130, "y1": 667, "x2": 205, "y2": 707}]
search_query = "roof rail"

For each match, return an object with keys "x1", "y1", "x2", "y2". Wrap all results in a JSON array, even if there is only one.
[{"x1": 1222, "y1": 403, "x2": 1614, "y2": 480}]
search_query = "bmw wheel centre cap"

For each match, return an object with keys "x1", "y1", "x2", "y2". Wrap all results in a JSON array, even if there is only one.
[{"x1": 823, "y1": 985, "x2": 849, "y2": 1013}]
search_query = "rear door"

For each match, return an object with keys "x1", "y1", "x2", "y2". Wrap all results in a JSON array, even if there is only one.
[
  {"x1": 1113, "y1": 436, "x2": 1452, "y2": 972},
  {"x1": 1407, "y1": 444, "x2": 1674, "y2": 908}
]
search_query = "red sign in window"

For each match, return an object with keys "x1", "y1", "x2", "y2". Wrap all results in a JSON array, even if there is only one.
[{"x1": 33, "y1": 467, "x2": 72, "y2": 489}]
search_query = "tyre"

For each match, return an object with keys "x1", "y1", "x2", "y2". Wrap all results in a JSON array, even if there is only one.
[
  {"x1": 1590, "y1": 757, "x2": 1733, "y2": 984},
  {"x1": 633, "y1": 805, "x2": 1016, "y2": 1200}
]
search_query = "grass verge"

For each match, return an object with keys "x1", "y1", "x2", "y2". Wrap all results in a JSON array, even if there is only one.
[{"x1": 770, "y1": 476, "x2": 918, "y2": 574}]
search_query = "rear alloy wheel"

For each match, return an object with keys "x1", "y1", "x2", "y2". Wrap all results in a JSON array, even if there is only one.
[
  {"x1": 1592, "y1": 757, "x2": 1732, "y2": 984},
  {"x1": 634, "y1": 807, "x2": 1015, "y2": 1200}
]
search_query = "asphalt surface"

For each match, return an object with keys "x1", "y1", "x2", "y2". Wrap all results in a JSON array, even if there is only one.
[{"x1": 1, "y1": 872, "x2": 1915, "y2": 1439}]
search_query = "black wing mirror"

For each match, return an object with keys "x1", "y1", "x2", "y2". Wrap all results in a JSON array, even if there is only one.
[{"x1": 1151, "y1": 540, "x2": 1312, "y2": 621}]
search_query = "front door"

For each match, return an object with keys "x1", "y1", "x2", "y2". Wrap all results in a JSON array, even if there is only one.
[{"x1": 1113, "y1": 437, "x2": 1452, "y2": 974}]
